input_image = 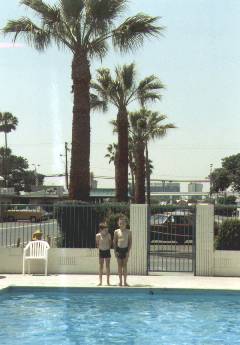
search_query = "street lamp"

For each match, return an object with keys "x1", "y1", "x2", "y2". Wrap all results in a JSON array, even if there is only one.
[{"x1": 32, "y1": 164, "x2": 40, "y2": 187}]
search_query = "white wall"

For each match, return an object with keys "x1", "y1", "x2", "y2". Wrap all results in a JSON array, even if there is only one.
[
  {"x1": 195, "y1": 204, "x2": 240, "y2": 277},
  {"x1": 214, "y1": 251, "x2": 240, "y2": 277},
  {"x1": 0, "y1": 248, "x2": 129, "y2": 275}
]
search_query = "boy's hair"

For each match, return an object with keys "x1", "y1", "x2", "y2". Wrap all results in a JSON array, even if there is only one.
[
  {"x1": 99, "y1": 222, "x2": 107, "y2": 230},
  {"x1": 118, "y1": 215, "x2": 128, "y2": 222}
]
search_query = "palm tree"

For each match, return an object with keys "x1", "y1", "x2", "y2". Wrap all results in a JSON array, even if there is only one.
[
  {"x1": 92, "y1": 63, "x2": 164, "y2": 201},
  {"x1": 4, "y1": 0, "x2": 163, "y2": 201},
  {"x1": 0, "y1": 112, "x2": 18, "y2": 187},
  {"x1": 0, "y1": 112, "x2": 18, "y2": 150},
  {"x1": 129, "y1": 111, "x2": 146, "y2": 203},
  {"x1": 105, "y1": 143, "x2": 118, "y2": 165},
  {"x1": 105, "y1": 143, "x2": 118, "y2": 192},
  {"x1": 129, "y1": 109, "x2": 176, "y2": 203},
  {"x1": 144, "y1": 111, "x2": 176, "y2": 204}
]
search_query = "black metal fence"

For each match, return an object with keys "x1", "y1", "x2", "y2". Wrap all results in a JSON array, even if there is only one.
[
  {"x1": 0, "y1": 203, "x2": 129, "y2": 248},
  {"x1": 214, "y1": 205, "x2": 240, "y2": 250},
  {"x1": 148, "y1": 205, "x2": 196, "y2": 272}
]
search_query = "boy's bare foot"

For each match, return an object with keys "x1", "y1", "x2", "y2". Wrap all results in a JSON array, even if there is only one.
[
  {"x1": 119, "y1": 282, "x2": 122, "y2": 286},
  {"x1": 97, "y1": 283, "x2": 102, "y2": 286},
  {"x1": 124, "y1": 282, "x2": 129, "y2": 287},
  {"x1": 107, "y1": 282, "x2": 111, "y2": 286}
]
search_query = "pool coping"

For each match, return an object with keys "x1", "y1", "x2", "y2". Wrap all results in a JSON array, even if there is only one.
[
  {"x1": 3, "y1": 286, "x2": 240, "y2": 296},
  {"x1": 1, "y1": 274, "x2": 240, "y2": 292}
]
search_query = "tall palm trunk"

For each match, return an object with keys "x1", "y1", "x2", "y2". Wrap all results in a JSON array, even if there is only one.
[
  {"x1": 135, "y1": 141, "x2": 145, "y2": 203},
  {"x1": 114, "y1": 147, "x2": 119, "y2": 198},
  {"x1": 145, "y1": 143, "x2": 151, "y2": 205},
  {"x1": 4, "y1": 132, "x2": 7, "y2": 150},
  {"x1": 116, "y1": 108, "x2": 129, "y2": 202},
  {"x1": 129, "y1": 151, "x2": 135, "y2": 201},
  {"x1": 69, "y1": 51, "x2": 91, "y2": 201}
]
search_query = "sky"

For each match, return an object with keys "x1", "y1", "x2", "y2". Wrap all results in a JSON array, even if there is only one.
[{"x1": 0, "y1": 0, "x2": 240, "y2": 190}]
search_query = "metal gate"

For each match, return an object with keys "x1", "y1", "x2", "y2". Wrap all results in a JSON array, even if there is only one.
[{"x1": 148, "y1": 206, "x2": 196, "y2": 273}]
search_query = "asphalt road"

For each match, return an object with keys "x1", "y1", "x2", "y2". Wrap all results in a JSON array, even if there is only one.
[{"x1": 0, "y1": 219, "x2": 60, "y2": 248}]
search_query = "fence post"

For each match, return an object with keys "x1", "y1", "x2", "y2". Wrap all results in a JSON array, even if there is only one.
[
  {"x1": 195, "y1": 204, "x2": 214, "y2": 276},
  {"x1": 129, "y1": 204, "x2": 149, "y2": 275}
]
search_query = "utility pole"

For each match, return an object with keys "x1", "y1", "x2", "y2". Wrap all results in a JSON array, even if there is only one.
[
  {"x1": 32, "y1": 164, "x2": 40, "y2": 188},
  {"x1": 60, "y1": 142, "x2": 70, "y2": 191}
]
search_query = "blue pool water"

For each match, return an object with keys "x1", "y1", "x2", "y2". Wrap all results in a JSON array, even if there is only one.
[{"x1": 0, "y1": 288, "x2": 240, "y2": 345}]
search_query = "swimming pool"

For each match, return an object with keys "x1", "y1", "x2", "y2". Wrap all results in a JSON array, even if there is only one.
[{"x1": 0, "y1": 288, "x2": 240, "y2": 345}]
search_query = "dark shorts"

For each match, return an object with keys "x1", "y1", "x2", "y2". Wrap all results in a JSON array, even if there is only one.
[
  {"x1": 116, "y1": 247, "x2": 128, "y2": 260},
  {"x1": 99, "y1": 249, "x2": 111, "y2": 259}
]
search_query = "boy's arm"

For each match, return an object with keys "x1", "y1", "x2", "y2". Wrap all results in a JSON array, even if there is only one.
[
  {"x1": 128, "y1": 231, "x2": 132, "y2": 252},
  {"x1": 113, "y1": 230, "x2": 118, "y2": 255},
  {"x1": 96, "y1": 234, "x2": 99, "y2": 249},
  {"x1": 108, "y1": 233, "x2": 112, "y2": 248}
]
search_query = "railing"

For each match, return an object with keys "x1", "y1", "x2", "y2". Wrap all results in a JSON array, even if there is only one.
[
  {"x1": 148, "y1": 205, "x2": 196, "y2": 272},
  {"x1": 0, "y1": 203, "x2": 129, "y2": 248},
  {"x1": 214, "y1": 205, "x2": 240, "y2": 250}
]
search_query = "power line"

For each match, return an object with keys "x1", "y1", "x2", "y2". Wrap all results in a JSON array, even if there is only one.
[
  {"x1": 7, "y1": 142, "x2": 240, "y2": 151},
  {"x1": 60, "y1": 142, "x2": 70, "y2": 190},
  {"x1": 93, "y1": 175, "x2": 210, "y2": 183}
]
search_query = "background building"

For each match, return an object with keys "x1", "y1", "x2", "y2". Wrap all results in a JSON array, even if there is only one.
[
  {"x1": 150, "y1": 182, "x2": 180, "y2": 193},
  {"x1": 188, "y1": 183, "x2": 203, "y2": 193}
]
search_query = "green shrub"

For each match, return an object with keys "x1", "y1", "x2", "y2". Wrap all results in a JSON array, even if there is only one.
[
  {"x1": 214, "y1": 221, "x2": 220, "y2": 236},
  {"x1": 215, "y1": 196, "x2": 237, "y2": 216},
  {"x1": 215, "y1": 219, "x2": 240, "y2": 250}
]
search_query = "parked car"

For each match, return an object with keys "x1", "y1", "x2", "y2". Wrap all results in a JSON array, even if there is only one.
[
  {"x1": 3, "y1": 207, "x2": 49, "y2": 223},
  {"x1": 150, "y1": 210, "x2": 194, "y2": 244}
]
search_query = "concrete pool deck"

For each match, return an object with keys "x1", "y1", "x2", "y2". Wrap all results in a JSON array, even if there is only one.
[{"x1": 1, "y1": 274, "x2": 240, "y2": 291}]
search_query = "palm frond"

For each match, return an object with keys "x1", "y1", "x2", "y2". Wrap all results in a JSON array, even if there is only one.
[
  {"x1": 0, "y1": 112, "x2": 18, "y2": 133},
  {"x1": 86, "y1": 0, "x2": 126, "y2": 34},
  {"x1": 129, "y1": 108, "x2": 176, "y2": 144},
  {"x1": 3, "y1": 17, "x2": 51, "y2": 51},
  {"x1": 151, "y1": 123, "x2": 176, "y2": 138},
  {"x1": 109, "y1": 119, "x2": 118, "y2": 133},
  {"x1": 60, "y1": 0, "x2": 84, "y2": 20},
  {"x1": 138, "y1": 76, "x2": 164, "y2": 92},
  {"x1": 92, "y1": 68, "x2": 121, "y2": 106},
  {"x1": 95, "y1": 68, "x2": 112, "y2": 90},
  {"x1": 139, "y1": 92, "x2": 161, "y2": 105},
  {"x1": 105, "y1": 142, "x2": 118, "y2": 164},
  {"x1": 112, "y1": 14, "x2": 164, "y2": 52},
  {"x1": 90, "y1": 94, "x2": 108, "y2": 112},
  {"x1": 87, "y1": 38, "x2": 108, "y2": 59},
  {"x1": 20, "y1": 0, "x2": 61, "y2": 26},
  {"x1": 117, "y1": 63, "x2": 136, "y2": 91},
  {"x1": 137, "y1": 75, "x2": 164, "y2": 105}
]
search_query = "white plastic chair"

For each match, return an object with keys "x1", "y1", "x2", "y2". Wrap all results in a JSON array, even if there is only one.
[{"x1": 23, "y1": 240, "x2": 50, "y2": 275}]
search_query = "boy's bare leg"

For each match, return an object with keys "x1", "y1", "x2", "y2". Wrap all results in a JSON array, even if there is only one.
[
  {"x1": 123, "y1": 257, "x2": 129, "y2": 286},
  {"x1": 117, "y1": 258, "x2": 123, "y2": 286},
  {"x1": 106, "y1": 258, "x2": 111, "y2": 285},
  {"x1": 98, "y1": 258, "x2": 104, "y2": 286}
]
